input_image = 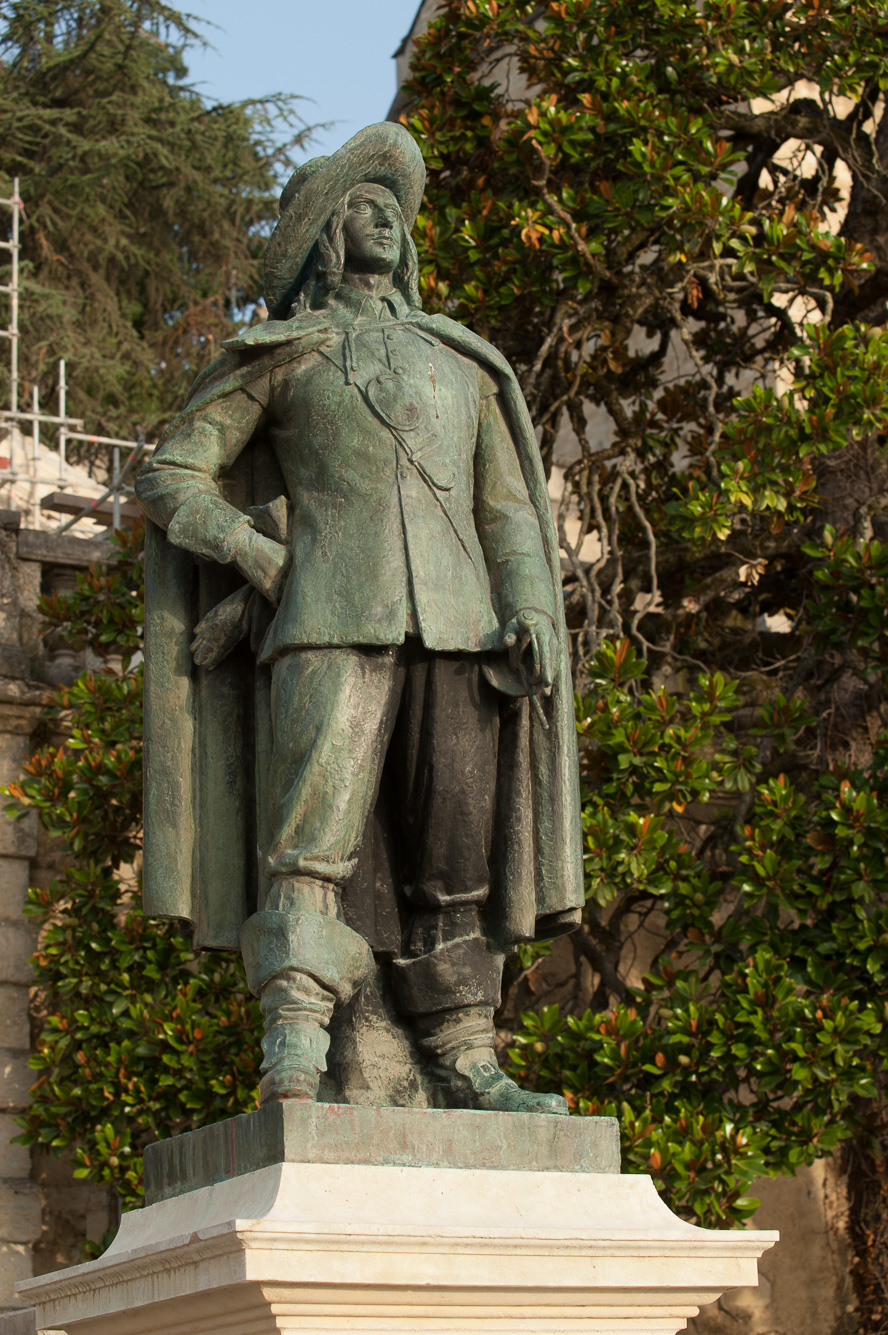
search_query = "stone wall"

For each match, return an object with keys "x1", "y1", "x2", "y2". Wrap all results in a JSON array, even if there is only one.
[{"x1": 0, "y1": 515, "x2": 113, "y2": 1315}]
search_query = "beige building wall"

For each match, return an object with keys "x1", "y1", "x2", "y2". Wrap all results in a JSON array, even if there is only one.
[{"x1": 692, "y1": 1161, "x2": 856, "y2": 1335}]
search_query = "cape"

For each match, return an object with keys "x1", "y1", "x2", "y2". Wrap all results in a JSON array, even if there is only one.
[{"x1": 142, "y1": 309, "x2": 584, "y2": 952}]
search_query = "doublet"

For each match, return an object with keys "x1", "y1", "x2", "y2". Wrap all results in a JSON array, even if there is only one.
[{"x1": 136, "y1": 286, "x2": 555, "y2": 653}]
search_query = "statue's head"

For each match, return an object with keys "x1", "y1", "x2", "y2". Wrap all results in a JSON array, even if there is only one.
[
  {"x1": 339, "y1": 183, "x2": 404, "y2": 277},
  {"x1": 263, "y1": 123, "x2": 426, "y2": 320},
  {"x1": 292, "y1": 182, "x2": 421, "y2": 312}
]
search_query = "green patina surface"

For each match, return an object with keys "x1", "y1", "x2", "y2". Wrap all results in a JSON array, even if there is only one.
[
  {"x1": 144, "y1": 1104, "x2": 621, "y2": 1204},
  {"x1": 134, "y1": 122, "x2": 585, "y2": 1117}
]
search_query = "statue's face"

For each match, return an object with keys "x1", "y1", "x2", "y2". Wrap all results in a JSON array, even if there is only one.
[{"x1": 342, "y1": 184, "x2": 402, "y2": 275}]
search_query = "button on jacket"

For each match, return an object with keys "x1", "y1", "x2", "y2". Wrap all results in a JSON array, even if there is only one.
[{"x1": 136, "y1": 286, "x2": 555, "y2": 655}]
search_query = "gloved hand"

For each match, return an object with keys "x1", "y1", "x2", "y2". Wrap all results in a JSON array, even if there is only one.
[
  {"x1": 165, "y1": 494, "x2": 291, "y2": 607},
  {"x1": 223, "y1": 524, "x2": 291, "y2": 606},
  {"x1": 502, "y1": 608, "x2": 557, "y2": 692}
]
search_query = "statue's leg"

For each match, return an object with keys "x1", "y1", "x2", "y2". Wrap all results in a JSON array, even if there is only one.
[
  {"x1": 242, "y1": 647, "x2": 402, "y2": 1104},
  {"x1": 393, "y1": 910, "x2": 566, "y2": 1115},
  {"x1": 241, "y1": 886, "x2": 374, "y2": 1104},
  {"x1": 389, "y1": 650, "x2": 568, "y2": 1116}
]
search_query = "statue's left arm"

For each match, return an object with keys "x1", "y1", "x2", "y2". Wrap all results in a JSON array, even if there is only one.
[{"x1": 474, "y1": 372, "x2": 558, "y2": 687}]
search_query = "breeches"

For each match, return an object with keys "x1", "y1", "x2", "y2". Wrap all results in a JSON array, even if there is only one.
[{"x1": 265, "y1": 641, "x2": 500, "y2": 919}]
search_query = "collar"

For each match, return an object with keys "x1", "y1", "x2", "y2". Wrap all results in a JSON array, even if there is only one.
[
  {"x1": 222, "y1": 302, "x2": 454, "y2": 357},
  {"x1": 322, "y1": 283, "x2": 410, "y2": 324}
]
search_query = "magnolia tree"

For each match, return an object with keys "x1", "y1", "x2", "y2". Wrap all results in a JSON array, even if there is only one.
[{"x1": 397, "y1": 0, "x2": 888, "y2": 1316}]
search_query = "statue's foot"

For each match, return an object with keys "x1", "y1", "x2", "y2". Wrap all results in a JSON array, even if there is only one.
[
  {"x1": 434, "y1": 1050, "x2": 568, "y2": 1116},
  {"x1": 258, "y1": 1061, "x2": 320, "y2": 1105}
]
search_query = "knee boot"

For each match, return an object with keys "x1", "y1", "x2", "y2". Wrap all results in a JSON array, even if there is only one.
[
  {"x1": 392, "y1": 932, "x2": 568, "y2": 1117},
  {"x1": 241, "y1": 906, "x2": 374, "y2": 1105}
]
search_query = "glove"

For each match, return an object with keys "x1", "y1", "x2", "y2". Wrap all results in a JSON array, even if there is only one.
[
  {"x1": 166, "y1": 493, "x2": 291, "y2": 606},
  {"x1": 502, "y1": 608, "x2": 557, "y2": 692},
  {"x1": 223, "y1": 524, "x2": 290, "y2": 606}
]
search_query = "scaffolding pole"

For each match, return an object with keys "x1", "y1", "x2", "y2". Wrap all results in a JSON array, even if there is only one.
[
  {"x1": 31, "y1": 383, "x2": 38, "y2": 524},
  {"x1": 56, "y1": 434, "x2": 148, "y2": 535},
  {"x1": 2, "y1": 177, "x2": 20, "y2": 419},
  {"x1": 0, "y1": 178, "x2": 21, "y2": 513},
  {"x1": 58, "y1": 358, "x2": 66, "y2": 485}
]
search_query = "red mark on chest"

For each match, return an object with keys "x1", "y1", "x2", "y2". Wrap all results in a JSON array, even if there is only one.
[{"x1": 428, "y1": 362, "x2": 439, "y2": 419}]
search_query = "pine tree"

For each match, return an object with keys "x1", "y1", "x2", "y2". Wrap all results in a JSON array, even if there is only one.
[{"x1": 0, "y1": 0, "x2": 310, "y2": 452}]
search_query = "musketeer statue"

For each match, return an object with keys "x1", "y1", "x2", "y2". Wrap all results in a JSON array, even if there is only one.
[{"x1": 135, "y1": 123, "x2": 583, "y2": 1115}]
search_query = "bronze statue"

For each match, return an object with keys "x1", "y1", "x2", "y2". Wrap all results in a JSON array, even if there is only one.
[{"x1": 135, "y1": 123, "x2": 583, "y2": 1115}]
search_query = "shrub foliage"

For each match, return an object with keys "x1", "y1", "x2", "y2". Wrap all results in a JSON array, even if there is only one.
[{"x1": 8, "y1": 527, "x2": 260, "y2": 1218}]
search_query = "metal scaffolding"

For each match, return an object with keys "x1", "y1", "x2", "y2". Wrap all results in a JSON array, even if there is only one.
[{"x1": 0, "y1": 178, "x2": 150, "y2": 531}]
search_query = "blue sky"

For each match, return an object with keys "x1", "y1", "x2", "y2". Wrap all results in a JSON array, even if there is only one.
[{"x1": 182, "y1": 1, "x2": 421, "y2": 161}]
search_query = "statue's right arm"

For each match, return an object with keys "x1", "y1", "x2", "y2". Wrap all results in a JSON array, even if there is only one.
[{"x1": 135, "y1": 380, "x2": 290, "y2": 605}]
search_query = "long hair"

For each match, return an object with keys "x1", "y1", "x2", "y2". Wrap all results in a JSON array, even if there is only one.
[{"x1": 290, "y1": 186, "x2": 422, "y2": 313}]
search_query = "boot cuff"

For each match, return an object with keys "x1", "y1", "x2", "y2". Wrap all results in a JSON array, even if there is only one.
[
  {"x1": 241, "y1": 909, "x2": 374, "y2": 1002},
  {"x1": 391, "y1": 936, "x2": 504, "y2": 1014}
]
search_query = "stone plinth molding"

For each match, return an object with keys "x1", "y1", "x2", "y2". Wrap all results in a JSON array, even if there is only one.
[{"x1": 18, "y1": 1146, "x2": 777, "y2": 1334}]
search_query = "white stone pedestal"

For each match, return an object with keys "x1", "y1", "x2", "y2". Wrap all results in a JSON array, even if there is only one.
[{"x1": 15, "y1": 1106, "x2": 777, "y2": 1334}]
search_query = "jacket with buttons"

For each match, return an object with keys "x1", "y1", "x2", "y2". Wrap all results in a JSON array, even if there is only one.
[{"x1": 136, "y1": 285, "x2": 555, "y2": 656}]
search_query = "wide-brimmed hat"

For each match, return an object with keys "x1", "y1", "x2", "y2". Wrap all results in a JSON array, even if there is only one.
[{"x1": 263, "y1": 122, "x2": 426, "y2": 319}]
